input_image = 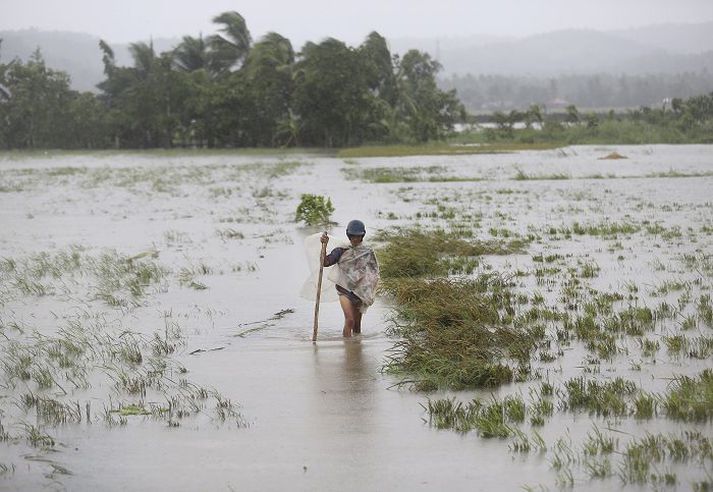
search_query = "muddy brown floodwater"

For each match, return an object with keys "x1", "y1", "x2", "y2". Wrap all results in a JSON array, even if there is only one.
[{"x1": 0, "y1": 145, "x2": 712, "y2": 490}]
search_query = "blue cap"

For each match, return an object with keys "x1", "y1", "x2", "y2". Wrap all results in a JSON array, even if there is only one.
[{"x1": 346, "y1": 219, "x2": 366, "y2": 236}]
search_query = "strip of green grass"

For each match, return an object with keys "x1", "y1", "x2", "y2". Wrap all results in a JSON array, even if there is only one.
[{"x1": 338, "y1": 142, "x2": 562, "y2": 158}]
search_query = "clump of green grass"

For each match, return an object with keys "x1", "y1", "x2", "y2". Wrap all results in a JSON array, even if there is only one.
[
  {"x1": 579, "y1": 262, "x2": 600, "y2": 278},
  {"x1": 697, "y1": 295, "x2": 713, "y2": 328},
  {"x1": 639, "y1": 338, "x2": 660, "y2": 358},
  {"x1": 604, "y1": 306, "x2": 655, "y2": 336},
  {"x1": 562, "y1": 377, "x2": 638, "y2": 417},
  {"x1": 21, "y1": 394, "x2": 83, "y2": 425},
  {"x1": 529, "y1": 392, "x2": 554, "y2": 427},
  {"x1": 633, "y1": 393, "x2": 657, "y2": 419},
  {"x1": 21, "y1": 423, "x2": 55, "y2": 448},
  {"x1": 619, "y1": 431, "x2": 713, "y2": 485},
  {"x1": 645, "y1": 223, "x2": 682, "y2": 239},
  {"x1": 583, "y1": 426, "x2": 617, "y2": 456},
  {"x1": 513, "y1": 168, "x2": 570, "y2": 181},
  {"x1": 663, "y1": 335, "x2": 713, "y2": 359},
  {"x1": 662, "y1": 369, "x2": 713, "y2": 421},
  {"x1": 426, "y1": 395, "x2": 527, "y2": 438}
]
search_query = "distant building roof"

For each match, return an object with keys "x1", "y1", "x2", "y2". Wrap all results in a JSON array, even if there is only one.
[{"x1": 547, "y1": 98, "x2": 569, "y2": 107}]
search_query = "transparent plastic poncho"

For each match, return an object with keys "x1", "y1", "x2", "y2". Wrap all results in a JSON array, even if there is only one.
[{"x1": 301, "y1": 232, "x2": 379, "y2": 312}]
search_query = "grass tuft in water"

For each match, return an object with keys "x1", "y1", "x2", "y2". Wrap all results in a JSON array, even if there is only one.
[
  {"x1": 563, "y1": 377, "x2": 639, "y2": 417},
  {"x1": 425, "y1": 395, "x2": 527, "y2": 438},
  {"x1": 662, "y1": 370, "x2": 713, "y2": 421}
]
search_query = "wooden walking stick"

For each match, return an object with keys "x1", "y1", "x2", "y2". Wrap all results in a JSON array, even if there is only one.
[{"x1": 312, "y1": 233, "x2": 328, "y2": 342}]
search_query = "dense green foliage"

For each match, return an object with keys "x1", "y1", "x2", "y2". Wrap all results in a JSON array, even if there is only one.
[{"x1": 0, "y1": 13, "x2": 463, "y2": 150}]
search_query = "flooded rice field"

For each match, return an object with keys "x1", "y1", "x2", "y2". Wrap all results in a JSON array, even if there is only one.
[{"x1": 0, "y1": 145, "x2": 712, "y2": 490}]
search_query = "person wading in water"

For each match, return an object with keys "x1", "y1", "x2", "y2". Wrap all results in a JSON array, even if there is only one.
[{"x1": 321, "y1": 220, "x2": 379, "y2": 337}]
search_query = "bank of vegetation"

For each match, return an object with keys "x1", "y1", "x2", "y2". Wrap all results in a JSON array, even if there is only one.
[{"x1": 458, "y1": 93, "x2": 713, "y2": 145}]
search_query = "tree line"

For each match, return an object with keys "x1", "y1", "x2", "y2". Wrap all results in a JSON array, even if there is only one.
[
  {"x1": 471, "y1": 92, "x2": 713, "y2": 145},
  {"x1": 0, "y1": 11, "x2": 464, "y2": 150},
  {"x1": 445, "y1": 72, "x2": 713, "y2": 112}
]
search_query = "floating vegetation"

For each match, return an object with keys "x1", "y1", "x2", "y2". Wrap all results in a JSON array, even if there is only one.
[
  {"x1": 115, "y1": 404, "x2": 151, "y2": 416},
  {"x1": 383, "y1": 274, "x2": 542, "y2": 390},
  {"x1": 377, "y1": 228, "x2": 527, "y2": 280}
]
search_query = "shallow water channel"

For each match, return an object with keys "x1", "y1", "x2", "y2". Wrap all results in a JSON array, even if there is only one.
[{"x1": 0, "y1": 146, "x2": 712, "y2": 490}]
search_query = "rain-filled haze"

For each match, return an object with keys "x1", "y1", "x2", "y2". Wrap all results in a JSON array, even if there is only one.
[{"x1": 2, "y1": 0, "x2": 713, "y2": 46}]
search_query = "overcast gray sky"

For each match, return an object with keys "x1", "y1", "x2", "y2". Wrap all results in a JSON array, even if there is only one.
[{"x1": 2, "y1": 0, "x2": 713, "y2": 47}]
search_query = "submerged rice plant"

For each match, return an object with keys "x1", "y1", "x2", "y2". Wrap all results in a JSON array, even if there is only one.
[
  {"x1": 662, "y1": 370, "x2": 713, "y2": 421},
  {"x1": 425, "y1": 395, "x2": 527, "y2": 438},
  {"x1": 562, "y1": 377, "x2": 639, "y2": 417}
]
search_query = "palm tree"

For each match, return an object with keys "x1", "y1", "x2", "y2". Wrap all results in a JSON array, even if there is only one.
[
  {"x1": 98, "y1": 40, "x2": 115, "y2": 75},
  {"x1": 208, "y1": 11, "x2": 252, "y2": 74},
  {"x1": 129, "y1": 41, "x2": 156, "y2": 79},
  {"x1": 173, "y1": 35, "x2": 209, "y2": 72},
  {"x1": 275, "y1": 111, "x2": 301, "y2": 147},
  {"x1": 242, "y1": 32, "x2": 295, "y2": 146},
  {"x1": 245, "y1": 32, "x2": 294, "y2": 71}
]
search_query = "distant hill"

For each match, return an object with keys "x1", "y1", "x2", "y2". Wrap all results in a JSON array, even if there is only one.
[
  {"x1": 390, "y1": 22, "x2": 713, "y2": 75},
  {"x1": 611, "y1": 22, "x2": 713, "y2": 55},
  {"x1": 0, "y1": 29, "x2": 179, "y2": 92},
  {"x1": 387, "y1": 33, "x2": 511, "y2": 59},
  {"x1": 2, "y1": 22, "x2": 713, "y2": 91}
]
